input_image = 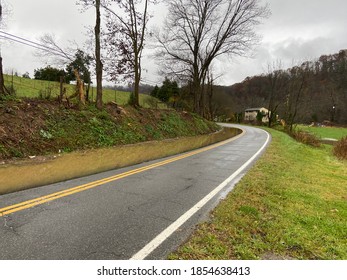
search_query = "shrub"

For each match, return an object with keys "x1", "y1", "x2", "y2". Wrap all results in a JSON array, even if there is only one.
[
  {"x1": 333, "y1": 136, "x2": 347, "y2": 160},
  {"x1": 290, "y1": 129, "x2": 321, "y2": 147}
]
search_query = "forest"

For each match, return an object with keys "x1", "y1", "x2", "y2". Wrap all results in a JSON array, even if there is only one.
[{"x1": 211, "y1": 49, "x2": 347, "y2": 125}]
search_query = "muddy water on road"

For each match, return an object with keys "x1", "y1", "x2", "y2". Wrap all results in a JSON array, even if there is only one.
[{"x1": 0, "y1": 127, "x2": 241, "y2": 195}]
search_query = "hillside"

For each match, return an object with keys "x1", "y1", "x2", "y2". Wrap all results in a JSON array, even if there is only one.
[
  {"x1": 211, "y1": 49, "x2": 347, "y2": 125},
  {"x1": 0, "y1": 98, "x2": 219, "y2": 162},
  {"x1": 3, "y1": 74, "x2": 165, "y2": 108}
]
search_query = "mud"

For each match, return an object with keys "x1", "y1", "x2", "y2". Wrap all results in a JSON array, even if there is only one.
[{"x1": 0, "y1": 127, "x2": 241, "y2": 195}]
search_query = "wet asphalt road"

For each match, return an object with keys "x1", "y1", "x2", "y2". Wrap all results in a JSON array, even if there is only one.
[{"x1": 0, "y1": 124, "x2": 270, "y2": 260}]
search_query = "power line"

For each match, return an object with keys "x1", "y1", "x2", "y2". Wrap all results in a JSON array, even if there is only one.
[
  {"x1": 0, "y1": 31, "x2": 162, "y2": 86},
  {"x1": 0, "y1": 32, "x2": 66, "y2": 58},
  {"x1": 0, "y1": 30, "x2": 59, "y2": 53},
  {"x1": 0, "y1": 35, "x2": 64, "y2": 58},
  {"x1": 0, "y1": 30, "x2": 70, "y2": 60},
  {"x1": 141, "y1": 79, "x2": 158, "y2": 86}
]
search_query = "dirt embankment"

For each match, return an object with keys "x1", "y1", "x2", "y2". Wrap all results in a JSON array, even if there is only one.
[
  {"x1": 0, "y1": 98, "x2": 219, "y2": 163},
  {"x1": 0, "y1": 98, "x2": 241, "y2": 194}
]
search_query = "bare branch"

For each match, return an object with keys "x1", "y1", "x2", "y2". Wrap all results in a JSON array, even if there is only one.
[
  {"x1": 155, "y1": 0, "x2": 270, "y2": 115},
  {"x1": 103, "y1": 0, "x2": 153, "y2": 106},
  {"x1": 34, "y1": 33, "x2": 75, "y2": 67}
]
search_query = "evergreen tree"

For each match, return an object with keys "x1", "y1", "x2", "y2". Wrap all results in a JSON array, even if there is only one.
[
  {"x1": 65, "y1": 50, "x2": 92, "y2": 84},
  {"x1": 34, "y1": 66, "x2": 69, "y2": 83},
  {"x1": 151, "y1": 85, "x2": 159, "y2": 98}
]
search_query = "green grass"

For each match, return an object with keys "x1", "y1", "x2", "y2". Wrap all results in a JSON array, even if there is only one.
[
  {"x1": 3, "y1": 74, "x2": 166, "y2": 108},
  {"x1": 297, "y1": 125, "x2": 347, "y2": 140},
  {"x1": 169, "y1": 129, "x2": 347, "y2": 260}
]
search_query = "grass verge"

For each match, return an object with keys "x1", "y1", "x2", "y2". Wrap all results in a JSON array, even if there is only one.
[{"x1": 169, "y1": 128, "x2": 347, "y2": 260}]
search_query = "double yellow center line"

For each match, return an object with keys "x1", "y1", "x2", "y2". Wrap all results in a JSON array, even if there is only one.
[{"x1": 0, "y1": 131, "x2": 244, "y2": 217}]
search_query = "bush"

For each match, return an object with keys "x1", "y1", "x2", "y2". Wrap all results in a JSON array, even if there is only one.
[
  {"x1": 333, "y1": 136, "x2": 347, "y2": 160},
  {"x1": 290, "y1": 129, "x2": 321, "y2": 147}
]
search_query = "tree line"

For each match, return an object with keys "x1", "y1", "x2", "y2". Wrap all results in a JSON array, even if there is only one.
[
  {"x1": 210, "y1": 49, "x2": 347, "y2": 126},
  {"x1": 33, "y1": 50, "x2": 92, "y2": 85}
]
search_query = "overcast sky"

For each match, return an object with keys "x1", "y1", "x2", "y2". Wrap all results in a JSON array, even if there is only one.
[{"x1": 1, "y1": 0, "x2": 347, "y2": 86}]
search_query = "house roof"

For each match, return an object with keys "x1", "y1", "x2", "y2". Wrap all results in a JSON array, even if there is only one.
[{"x1": 245, "y1": 107, "x2": 267, "y2": 112}]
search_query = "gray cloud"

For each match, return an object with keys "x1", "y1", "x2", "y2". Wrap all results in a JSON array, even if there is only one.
[
  {"x1": 271, "y1": 37, "x2": 334, "y2": 63},
  {"x1": 220, "y1": 0, "x2": 347, "y2": 84}
]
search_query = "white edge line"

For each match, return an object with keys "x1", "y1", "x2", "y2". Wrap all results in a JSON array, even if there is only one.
[{"x1": 130, "y1": 129, "x2": 271, "y2": 260}]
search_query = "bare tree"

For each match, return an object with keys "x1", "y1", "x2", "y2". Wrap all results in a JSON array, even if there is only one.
[
  {"x1": 36, "y1": 33, "x2": 74, "y2": 65},
  {"x1": 0, "y1": 0, "x2": 10, "y2": 96},
  {"x1": 264, "y1": 61, "x2": 290, "y2": 127},
  {"x1": 0, "y1": 1, "x2": 2, "y2": 20},
  {"x1": 156, "y1": 0, "x2": 269, "y2": 116},
  {"x1": 95, "y1": 0, "x2": 103, "y2": 109},
  {"x1": 283, "y1": 64, "x2": 309, "y2": 131},
  {"x1": 0, "y1": 0, "x2": 10, "y2": 29},
  {"x1": 205, "y1": 69, "x2": 220, "y2": 120},
  {"x1": 0, "y1": 54, "x2": 7, "y2": 96},
  {"x1": 78, "y1": 0, "x2": 105, "y2": 109},
  {"x1": 103, "y1": 0, "x2": 151, "y2": 107}
]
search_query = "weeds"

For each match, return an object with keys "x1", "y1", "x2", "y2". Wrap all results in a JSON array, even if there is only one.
[
  {"x1": 39, "y1": 129, "x2": 53, "y2": 140},
  {"x1": 38, "y1": 86, "x2": 54, "y2": 100},
  {"x1": 333, "y1": 136, "x2": 347, "y2": 160},
  {"x1": 289, "y1": 129, "x2": 321, "y2": 147}
]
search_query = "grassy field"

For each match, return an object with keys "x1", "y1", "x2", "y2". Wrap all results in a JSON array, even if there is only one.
[
  {"x1": 169, "y1": 128, "x2": 347, "y2": 260},
  {"x1": 3, "y1": 74, "x2": 165, "y2": 108},
  {"x1": 297, "y1": 125, "x2": 347, "y2": 139}
]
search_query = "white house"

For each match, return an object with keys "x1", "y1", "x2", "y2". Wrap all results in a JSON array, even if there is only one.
[{"x1": 244, "y1": 107, "x2": 269, "y2": 123}]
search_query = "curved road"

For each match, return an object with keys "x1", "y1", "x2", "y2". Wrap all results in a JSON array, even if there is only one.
[{"x1": 0, "y1": 124, "x2": 270, "y2": 260}]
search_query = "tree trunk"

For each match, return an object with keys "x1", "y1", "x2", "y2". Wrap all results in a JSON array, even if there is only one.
[
  {"x1": 59, "y1": 76, "x2": 64, "y2": 103},
  {"x1": 74, "y1": 69, "x2": 85, "y2": 105},
  {"x1": 200, "y1": 72, "x2": 208, "y2": 118},
  {"x1": 86, "y1": 80, "x2": 91, "y2": 102},
  {"x1": 95, "y1": 0, "x2": 103, "y2": 110},
  {"x1": 200, "y1": 82, "x2": 205, "y2": 117},
  {"x1": 0, "y1": 56, "x2": 8, "y2": 96},
  {"x1": 192, "y1": 75, "x2": 201, "y2": 114},
  {"x1": 133, "y1": 54, "x2": 140, "y2": 107},
  {"x1": 207, "y1": 73, "x2": 214, "y2": 120}
]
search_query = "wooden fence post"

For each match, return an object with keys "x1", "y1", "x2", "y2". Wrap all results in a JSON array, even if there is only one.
[{"x1": 59, "y1": 76, "x2": 64, "y2": 103}]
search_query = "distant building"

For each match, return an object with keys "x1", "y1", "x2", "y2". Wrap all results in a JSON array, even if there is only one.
[{"x1": 244, "y1": 107, "x2": 269, "y2": 123}]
